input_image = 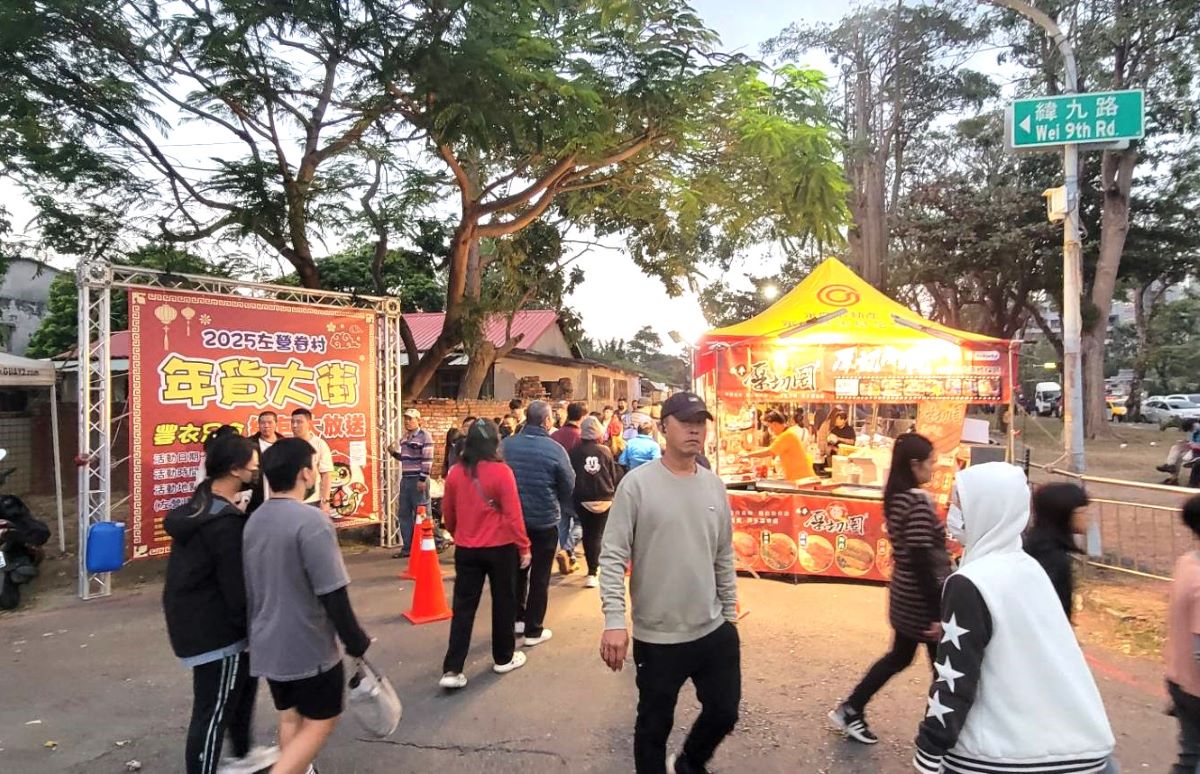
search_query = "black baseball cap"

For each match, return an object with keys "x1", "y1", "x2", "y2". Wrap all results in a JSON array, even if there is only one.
[{"x1": 660, "y1": 392, "x2": 714, "y2": 423}]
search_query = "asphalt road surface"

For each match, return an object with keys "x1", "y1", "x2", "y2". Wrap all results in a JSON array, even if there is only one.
[{"x1": 0, "y1": 550, "x2": 1177, "y2": 773}]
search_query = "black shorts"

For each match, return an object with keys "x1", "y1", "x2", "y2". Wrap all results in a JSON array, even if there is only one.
[{"x1": 267, "y1": 661, "x2": 345, "y2": 720}]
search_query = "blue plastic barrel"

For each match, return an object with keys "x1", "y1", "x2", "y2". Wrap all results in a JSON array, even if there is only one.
[{"x1": 85, "y1": 522, "x2": 126, "y2": 573}]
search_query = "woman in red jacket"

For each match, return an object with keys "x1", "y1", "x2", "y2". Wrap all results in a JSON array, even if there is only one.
[{"x1": 440, "y1": 419, "x2": 533, "y2": 690}]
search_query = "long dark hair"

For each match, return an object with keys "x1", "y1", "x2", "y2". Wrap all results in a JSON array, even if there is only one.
[
  {"x1": 444, "y1": 427, "x2": 462, "y2": 471},
  {"x1": 883, "y1": 432, "x2": 934, "y2": 506},
  {"x1": 461, "y1": 418, "x2": 502, "y2": 477},
  {"x1": 1031, "y1": 483, "x2": 1089, "y2": 540},
  {"x1": 190, "y1": 434, "x2": 255, "y2": 516}
]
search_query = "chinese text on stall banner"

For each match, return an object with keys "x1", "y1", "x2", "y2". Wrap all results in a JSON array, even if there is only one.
[{"x1": 128, "y1": 289, "x2": 379, "y2": 558}]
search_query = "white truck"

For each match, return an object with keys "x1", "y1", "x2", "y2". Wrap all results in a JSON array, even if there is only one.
[{"x1": 1034, "y1": 381, "x2": 1063, "y2": 417}]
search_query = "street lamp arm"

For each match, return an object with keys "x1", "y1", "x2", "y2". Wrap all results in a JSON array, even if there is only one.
[{"x1": 985, "y1": 0, "x2": 1078, "y2": 93}]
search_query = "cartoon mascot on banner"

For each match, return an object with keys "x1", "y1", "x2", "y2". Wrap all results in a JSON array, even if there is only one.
[{"x1": 329, "y1": 453, "x2": 369, "y2": 519}]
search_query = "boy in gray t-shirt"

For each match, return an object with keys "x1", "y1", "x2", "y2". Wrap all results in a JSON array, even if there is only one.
[{"x1": 244, "y1": 438, "x2": 370, "y2": 774}]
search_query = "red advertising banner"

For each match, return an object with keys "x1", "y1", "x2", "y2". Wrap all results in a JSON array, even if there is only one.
[
  {"x1": 128, "y1": 289, "x2": 379, "y2": 558},
  {"x1": 729, "y1": 491, "x2": 893, "y2": 582},
  {"x1": 713, "y1": 341, "x2": 1010, "y2": 404}
]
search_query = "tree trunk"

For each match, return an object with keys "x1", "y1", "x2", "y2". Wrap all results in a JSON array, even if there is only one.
[
  {"x1": 864, "y1": 159, "x2": 888, "y2": 288},
  {"x1": 458, "y1": 339, "x2": 496, "y2": 400},
  {"x1": 296, "y1": 258, "x2": 321, "y2": 289},
  {"x1": 370, "y1": 236, "x2": 387, "y2": 296},
  {"x1": 1083, "y1": 148, "x2": 1137, "y2": 439},
  {"x1": 1126, "y1": 283, "x2": 1152, "y2": 420},
  {"x1": 458, "y1": 336, "x2": 522, "y2": 400},
  {"x1": 405, "y1": 218, "x2": 475, "y2": 396},
  {"x1": 402, "y1": 216, "x2": 476, "y2": 398}
]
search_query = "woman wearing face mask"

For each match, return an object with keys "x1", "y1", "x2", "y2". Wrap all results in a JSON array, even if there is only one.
[
  {"x1": 830, "y1": 433, "x2": 949, "y2": 744},
  {"x1": 163, "y1": 434, "x2": 279, "y2": 774},
  {"x1": 1024, "y1": 483, "x2": 1090, "y2": 621},
  {"x1": 912, "y1": 463, "x2": 1116, "y2": 774}
]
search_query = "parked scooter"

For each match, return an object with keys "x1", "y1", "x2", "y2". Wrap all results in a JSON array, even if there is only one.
[{"x1": 0, "y1": 449, "x2": 51, "y2": 610}]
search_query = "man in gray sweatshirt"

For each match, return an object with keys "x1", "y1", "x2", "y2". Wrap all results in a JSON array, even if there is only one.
[{"x1": 598, "y1": 391, "x2": 740, "y2": 774}]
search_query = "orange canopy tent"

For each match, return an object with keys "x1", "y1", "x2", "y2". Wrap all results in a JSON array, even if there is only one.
[{"x1": 694, "y1": 257, "x2": 1020, "y2": 405}]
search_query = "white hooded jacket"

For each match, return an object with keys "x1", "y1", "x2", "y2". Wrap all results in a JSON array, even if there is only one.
[{"x1": 913, "y1": 463, "x2": 1114, "y2": 774}]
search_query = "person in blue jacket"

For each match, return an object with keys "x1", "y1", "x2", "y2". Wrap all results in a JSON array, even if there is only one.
[
  {"x1": 502, "y1": 400, "x2": 575, "y2": 648},
  {"x1": 620, "y1": 417, "x2": 663, "y2": 471}
]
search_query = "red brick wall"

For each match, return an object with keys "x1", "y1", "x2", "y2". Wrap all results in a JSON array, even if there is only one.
[{"x1": 409, "y1": 399, "x2": 512, "y2": 478}]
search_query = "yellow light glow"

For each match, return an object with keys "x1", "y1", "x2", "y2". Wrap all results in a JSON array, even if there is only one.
[
  {"x1": 762, "y1": 284, "x2": 780, "y2": 301},
  {"x1": 1043, "y1": 362, "x2": 1057, "y2": 370}
]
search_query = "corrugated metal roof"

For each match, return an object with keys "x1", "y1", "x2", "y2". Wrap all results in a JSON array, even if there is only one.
[
  {"x1": 53, "y1": 330, "x2": 131, "y2": 360},
  {"x1": 403, "y1": 311, "x2": 560, "y2": 353}
]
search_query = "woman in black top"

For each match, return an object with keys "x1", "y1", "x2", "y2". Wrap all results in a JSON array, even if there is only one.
[
  {"x1": 163, "y1": 435, "x2": 278, "y2": 774},
  {"x1": 829, "y1": 433, "x2": 949, "y2": 745},
  {"x1": 1024, "y1": 482, "x2": 1089, "y2": 621}
]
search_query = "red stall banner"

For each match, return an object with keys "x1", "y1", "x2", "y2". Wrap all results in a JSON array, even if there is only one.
[
  {"x1": 729, "y1": 491, "x2": 893, "y2": 582},
  {"x1": 713, "y1": 341, "x2": 1011, "y2": 404},
  {"x1": 128, "y1": 289, "x2": 380, "y2": 558}
]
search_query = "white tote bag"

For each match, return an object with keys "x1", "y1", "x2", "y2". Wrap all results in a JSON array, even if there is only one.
[{"x1": 347, "y1": 657, "x2": 402, "y2": 738}]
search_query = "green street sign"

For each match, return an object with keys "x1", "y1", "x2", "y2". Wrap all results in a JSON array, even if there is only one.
[{"x1": 1008, "y1": 89, "x2": 1144, "y2": 149}]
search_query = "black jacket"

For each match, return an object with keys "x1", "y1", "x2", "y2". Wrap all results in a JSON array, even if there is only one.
[
  {"x1": 162, "y1": 493, "x2": 249, "y2": 660},
  {"x1": 1023, "y1": 527, "x2": 1078, "y2": 620},
  {"x1": 569, "y1": 440, "x2": 620, "y2": 504}
]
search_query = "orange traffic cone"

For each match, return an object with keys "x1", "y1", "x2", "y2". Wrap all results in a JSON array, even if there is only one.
[
  {"x1": 403, "y1": 519, "x2": 452, "y2": 625},
  {"x1": 399, "y1": 506, "x2": 430, "y2": 580}
]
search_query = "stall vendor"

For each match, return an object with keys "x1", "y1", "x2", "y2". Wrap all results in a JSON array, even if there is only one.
[
  {"x1": 743, "y1": 410, "x2": 816, "y2": 481},
  {"x1": 825, "y1": 409, "x2": 857, "y2": 456}
]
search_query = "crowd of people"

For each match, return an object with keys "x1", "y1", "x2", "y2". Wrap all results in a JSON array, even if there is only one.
[{"x1": 158, "y1": 396, "x2": 1200, "y2": 774}]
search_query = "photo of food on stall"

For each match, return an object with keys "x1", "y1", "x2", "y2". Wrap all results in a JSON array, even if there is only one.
[{"x1": 692, "y1": 257, "x2": 1020, "y2": 583}]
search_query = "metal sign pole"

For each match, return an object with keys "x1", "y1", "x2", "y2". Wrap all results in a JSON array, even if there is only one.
[{"x1": 990, "y1": 0, "x2": 1086, "y2": 477}]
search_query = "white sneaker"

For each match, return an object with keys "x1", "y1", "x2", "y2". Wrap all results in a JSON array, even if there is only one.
[
  {"x1": 439, "y1": 672, "x2": 468, "y2": 689},
  {"x1": 584, "y1": 575, "x2": 600, "y2": 588},
  {"x1": 523, "y1": 628, "x2": 553, "y2": 647},
  {"x1": 218, "y1": 745, "x2": 280, "y2": 774},
  {"x1": 493, "y1": 650, "x2": 528, "y2": 674}
]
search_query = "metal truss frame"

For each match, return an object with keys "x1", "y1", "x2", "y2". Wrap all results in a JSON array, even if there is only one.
[{"x1": 76, "y1": 258, "x2": 403, "y2": 599}]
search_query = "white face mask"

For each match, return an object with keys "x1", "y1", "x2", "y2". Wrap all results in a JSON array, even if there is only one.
[{"x1": 946, "y1": 503, "x2": 966, "y2": 543}]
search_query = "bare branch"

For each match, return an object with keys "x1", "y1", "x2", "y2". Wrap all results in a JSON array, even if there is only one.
[{"x1": 479, "y1": 154, "x2": 578, "y2": 215}]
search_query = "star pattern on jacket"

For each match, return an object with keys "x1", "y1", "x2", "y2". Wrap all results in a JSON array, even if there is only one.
[
  {"x1": 926, "y1": 690, "x2": 955, "y2": 727},
  {"x1": 934, "y1": 656, "x2": 965, "y2": 692},
  {"x1": 941, "y1": 613, "x2": 970, "y2": 650}
]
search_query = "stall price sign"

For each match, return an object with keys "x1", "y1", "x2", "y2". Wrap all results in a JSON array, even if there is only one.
[
  {"x1": 128, "y1": 289, "x2": 380, "y2": 558},
  {"x1": 729, "y1": 492, "x2": 892, "y2": 582},
  {"x1": 1009, "y1": 90, "x2": 1144, "y2": 149}
]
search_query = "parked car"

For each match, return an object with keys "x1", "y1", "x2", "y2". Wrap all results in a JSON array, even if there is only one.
[
  {"x1": 1105, "y1": 397, "x2": 1128, "y2": 422},
  {"x1": 1141, "y1": 397, "x2": 1200, "y2": 429},
  {"x1": 1166, "y1": 393, "x2": 1200, "y2": 406}
]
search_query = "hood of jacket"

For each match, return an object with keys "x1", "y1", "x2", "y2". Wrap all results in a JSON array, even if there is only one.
[
  {"x1": 164, "y1": 492, "x2": 242, "y2": 544},
  {"x1": 955, "y1": 462, "x2": 1030, "y2": 566}
]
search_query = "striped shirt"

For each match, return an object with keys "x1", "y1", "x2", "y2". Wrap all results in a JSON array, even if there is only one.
[
  {"x1": 395, "y1": 428, "x2": 434, "y2": 480},
  {"x1": 885, "y1": 489, "x2": 950, "y2": 638}
]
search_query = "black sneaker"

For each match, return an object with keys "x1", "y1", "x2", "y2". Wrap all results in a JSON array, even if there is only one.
[{"x1": 828, "y1": 703, "x2": 878, "y2": 744}]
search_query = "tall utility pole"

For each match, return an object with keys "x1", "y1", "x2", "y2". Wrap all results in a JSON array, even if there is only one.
[{"x1": 989, "y1": 0, "x2": 1086, "y2": 475}]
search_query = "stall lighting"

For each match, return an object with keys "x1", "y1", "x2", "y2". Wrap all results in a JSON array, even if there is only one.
[{"x1": 762, "y1": 284, "x2": 780, "y2": 300}]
